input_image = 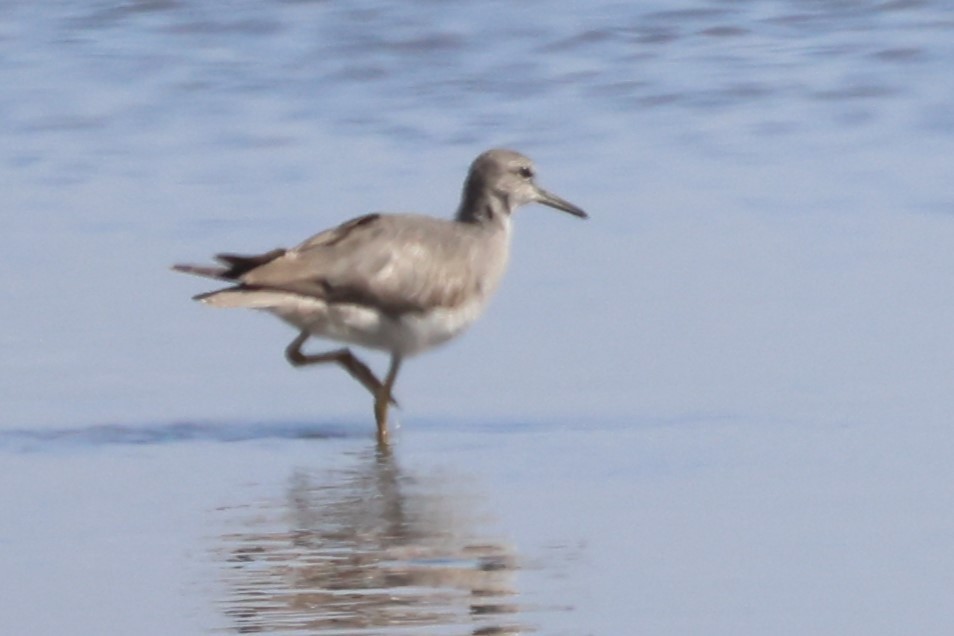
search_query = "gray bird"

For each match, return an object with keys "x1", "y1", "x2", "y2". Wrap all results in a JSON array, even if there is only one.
[{"x1": 173, "y1": 148, "x2": 587, "y2": 442}]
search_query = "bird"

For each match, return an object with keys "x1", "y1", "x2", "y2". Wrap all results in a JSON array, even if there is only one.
[{"x1": 173, "y1": 148, "x2": 588, "y2": 443}]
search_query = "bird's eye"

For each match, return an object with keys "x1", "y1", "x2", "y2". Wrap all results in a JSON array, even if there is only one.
[{"x1": 517, "y1": 166, "x2": 534, "y2": 179}]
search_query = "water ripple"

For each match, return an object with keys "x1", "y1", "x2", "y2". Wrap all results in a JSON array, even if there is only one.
[{"x1": 0, "y1": 421, "x2": 357, "y2": 452}]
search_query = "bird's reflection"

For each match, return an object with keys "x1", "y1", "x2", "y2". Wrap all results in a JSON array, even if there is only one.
[{"x1": 216, "y1": 445, "x2": 524, "y2": 635}]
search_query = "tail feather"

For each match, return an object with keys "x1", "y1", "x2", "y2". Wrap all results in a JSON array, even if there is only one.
[
  {"x1": 214, "y1": 249, "x2": 287, "y2": 277},
  {"x1": 171, "y1": 263, "x2": 230, "y2": 279},
  {"x1": 175, "y1": 248, "x2": 304, "y2": 310},
  {"x1": 193, "y1": 286, "x2": 310, "y2": 309},
  {"x1": 172, "y1": 248, "x2": 287, "y2": 281}
]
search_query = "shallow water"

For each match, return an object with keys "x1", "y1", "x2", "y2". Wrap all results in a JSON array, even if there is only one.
[
  {"x1": 2, "y1": 1, "x2": 954, "y2": 634},
  {"x1": 4, "y1": 418, "x2": 953, "y2": 635}
]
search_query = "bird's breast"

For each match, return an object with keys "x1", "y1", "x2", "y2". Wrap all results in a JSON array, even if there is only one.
[{"x1": 391, "y1": 294, "x2": 491, "y2": 356}]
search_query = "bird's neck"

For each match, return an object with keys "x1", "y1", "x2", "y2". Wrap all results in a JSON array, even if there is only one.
[{"x1": 455, "y1": 180, "x2": 513, "y2": 226}]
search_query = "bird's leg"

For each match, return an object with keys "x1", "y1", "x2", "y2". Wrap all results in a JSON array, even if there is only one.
[
  {"x1": 374, "y1": 353, "x2": 403, "y2": 444},
  {"x1": 284, "y1": 332, "x2": 397, "y2": 405}
]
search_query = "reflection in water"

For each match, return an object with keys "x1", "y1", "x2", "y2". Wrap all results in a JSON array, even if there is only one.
[{"x1": 215, "y1": 447, "x2": 523, "y2": 635}]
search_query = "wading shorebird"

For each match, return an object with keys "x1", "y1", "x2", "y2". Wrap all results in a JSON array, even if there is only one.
[{"x1": 173, "y1": 149, "x2": 588, "y2": 443}]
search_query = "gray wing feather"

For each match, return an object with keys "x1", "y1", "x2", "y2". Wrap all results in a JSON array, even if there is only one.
[{"x1": 240, "y1": 214, "x2": 481, "y2": 314}]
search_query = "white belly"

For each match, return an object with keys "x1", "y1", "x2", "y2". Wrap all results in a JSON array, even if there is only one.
[
  {"x1": 264, "y1": 293, "x2": 489, "y2": 356},
  {"x1": 200, "y1": 285, "x2": 492, "y2": 355}
]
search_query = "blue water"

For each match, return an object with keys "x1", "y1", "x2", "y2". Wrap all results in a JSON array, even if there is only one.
[{"x1": 2, "y1": 1, "x2": 954, "y2": 634}]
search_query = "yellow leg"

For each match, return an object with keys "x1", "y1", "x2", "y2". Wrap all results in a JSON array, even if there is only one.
[
  {"x1": 375, "y1": 354, "x2": 402, "y2": 444},
  {"x1": 285, "y1": 331, "x2": 397, "y2": 405}
]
